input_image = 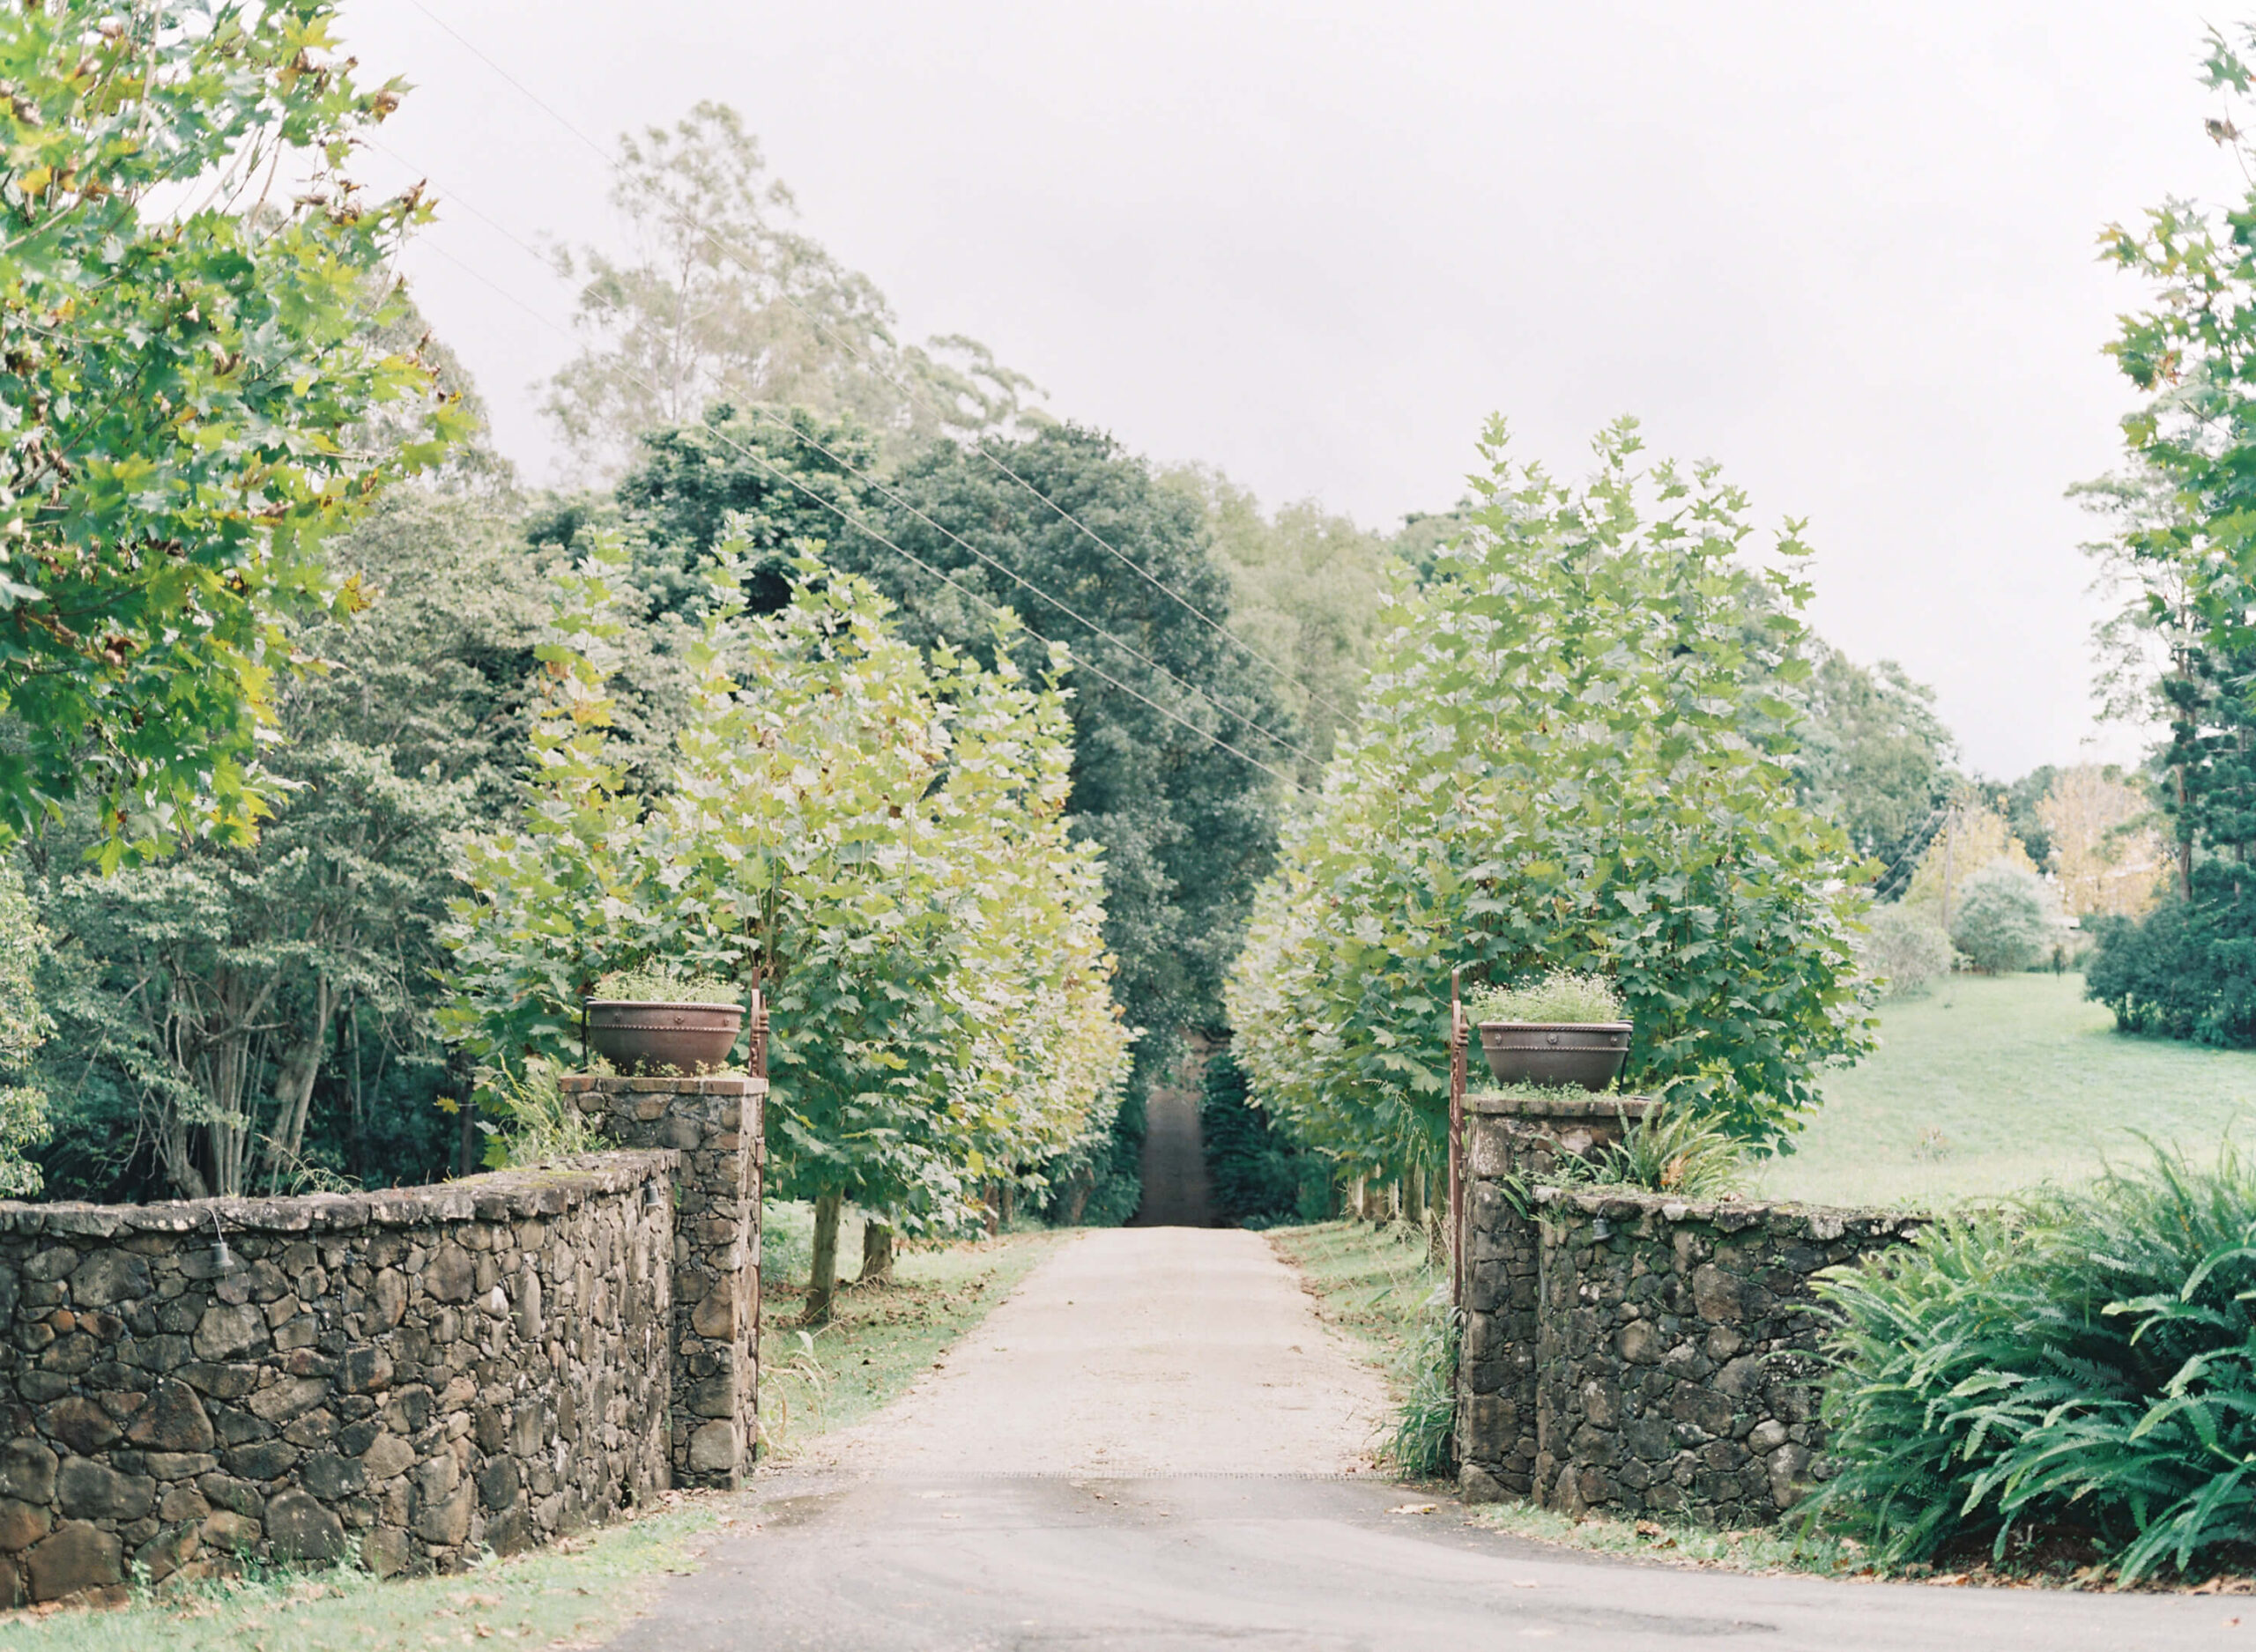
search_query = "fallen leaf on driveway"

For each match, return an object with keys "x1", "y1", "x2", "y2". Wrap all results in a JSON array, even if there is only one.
[{"x1": 1387, "y1": 1503, "x2": 1437, "y2": 1515}]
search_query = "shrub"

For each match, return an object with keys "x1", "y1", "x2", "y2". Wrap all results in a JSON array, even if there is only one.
[
  {"x1": 1854, "y1": 903, "x2": 1958, "y2": 999},
  {"x1": 1812, "y1": 1143, "x2": 2256, "y2": 1580},
  {"x1": 1948, "y1": 863, "x2": 2051, "y2": 974},
  {"x1": 590, "y1": 970, "x2": 743, "y2": 1005},
  {"x1": 1468, "y1": 971, "x2": 1626, "y2": 1026},
  {"x1": 2086, "y1": 876, "x2": 2256, "y2": 1047}
]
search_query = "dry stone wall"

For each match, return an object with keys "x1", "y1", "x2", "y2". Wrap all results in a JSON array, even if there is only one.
[
  {"x1": 561, "y1": 1075, "x2": 761, "y2": 1490},
  {"x1": 1455, "y1": 1091, "x2": 1918, "y2": 1527},
  {"x1": 0, "y1": 1154, "x2": 675, "y2": 1606},
  {"x1": 1530, "y1": 1187, "x2": 1917, "y2": 1528}
]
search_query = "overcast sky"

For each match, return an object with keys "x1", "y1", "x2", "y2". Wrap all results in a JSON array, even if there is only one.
[{"x1": 338, "y1": 1, "x2": 2239, "y2": 779}]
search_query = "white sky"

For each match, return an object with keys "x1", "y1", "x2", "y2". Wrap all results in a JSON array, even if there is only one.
[{"x1": 337, "y1": 0, "x2": 2240, "y2": 778}]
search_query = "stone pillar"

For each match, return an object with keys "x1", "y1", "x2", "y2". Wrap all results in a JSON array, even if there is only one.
[
  {"x1": 1457, "y1": 1091, "x2": 1653, "y2": 1503},
  {"x1": 560, "y1": 1074, "x2": 763, "y2": 1489}
]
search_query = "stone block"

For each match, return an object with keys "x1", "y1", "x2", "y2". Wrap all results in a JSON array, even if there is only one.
[
  {"x1": 266, "y1": 1488, "x2": 345, "y2": 1561},
  {"x1": 57, "y1": 1458, "x2": 154, "y2": 1521},
  {"x1": 26, "y1": 1521, "x2": 122, "y2": 1600}
]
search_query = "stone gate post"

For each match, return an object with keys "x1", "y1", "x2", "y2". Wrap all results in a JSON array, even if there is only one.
[
  {"x1": 1457, "y1": 1091, "x2": 1652, "y2": 1502},
  {"x1": 560, "y1": 1072, "x2": 763, "y2": 1489}
]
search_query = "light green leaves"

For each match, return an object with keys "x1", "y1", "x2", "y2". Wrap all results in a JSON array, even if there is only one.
[{"x1": 1227, "y1": 419, "x2": 1874, "y2": 1178}]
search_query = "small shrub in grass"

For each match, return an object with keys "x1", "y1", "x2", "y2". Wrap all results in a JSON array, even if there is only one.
[
  {"x1": 1948, "y1": 864, "x2": 2052, "y2": 974},
  {"x1": 1809, "y1": 1142, "x2": 2256, "y2": 1581},
  {"x1": 1854, "y1": 903, "x2": 1958, "y2": 999},
  {"x1": 1468, "y1": 971, "x2": 1626, "y2": 1025}
]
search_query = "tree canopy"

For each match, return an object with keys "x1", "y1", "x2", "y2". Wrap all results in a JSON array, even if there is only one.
[
  {"x1": 1228, "y1": 419, "x2": 1874, "y2": 1176},
  {"x1": 0, "y1": 0, "x2": 467, "y2": 856}
]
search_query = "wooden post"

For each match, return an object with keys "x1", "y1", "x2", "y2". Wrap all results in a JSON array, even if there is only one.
[{"x1": 1449, "y1": 967, "x2": 1467, "y2": 1309}]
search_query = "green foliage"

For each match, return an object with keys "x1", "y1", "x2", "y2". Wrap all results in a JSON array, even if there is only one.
[
  {"x1": 0, "y1": 1, "x2": 469, "y2": 854},
  {"x1": 543, "y1": 100, "x2": 1035, "y2": 475},
  {"x1": 1811, "y1": 1143, "x2": 2256, "y2": 1581},
  {"x1": 1948, "y1": 863, "x2": 2051, "y2": 975},
  {"x1": 1796, "y1": 647, "x2": 1960, "y2": 878},
  {"x1": 834, "y1": 423, "x2": 1290, "y2": 1086},
  {"x1": 1199, "y1": 1048, "x2": 1325, "y2": 1226},
  {"x1": 1165, "y1": 465, "x2": 1391, "y2": 782},
  {"x1": 2085, "y1": 879, "x2": 2256, "y2": 1046},
  {"x1": 0, "y1": 861, "x2": 51, "y2": 1195},
  {"x1": 595, "y1": 403, "x2": 879, "y2": 619},
  {"x1": 1555, "y1": 1103, "x2": 1748, "y2": 1199},
  {"x1": 22, "y1": 485, "x2": 539, "y2": 1200},
  {"x1": 1466, "y1": 970, "x2": 1625, "y2": 1026},
  {"x1": 476, "y1": 1060, "x2": 600, "y2": 1169},
  {"x1": 1855, "y1": 902, "x2": 1957, "y2": 1000},
  {"x1": 1228, "y1": 419, "x2": 1874, "y2": 1186},
  {"x1": 444, "y1": 537, "x2": 1132, "y2": 1240},
  {"x1": 589, "y1": 970, "x2": 740, "y2": 1005},
  {"x1": 1391, "y1": 1290, "x2": 1462, "y2": 1478},
  {"x1": 2075, "y1": 27, "x2": 2256, "y2": 1042}
]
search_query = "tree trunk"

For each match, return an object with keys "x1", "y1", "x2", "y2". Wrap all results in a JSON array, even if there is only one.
[
  {"x1": 260, "y1": 981, "x2": 335, "y2": 1192},
  {"x1": 1062, "y1": 1167, "x2": 1094, "y2": 1226},
  {"x1": 983, "y1": 1183, "x2": 1000, "y2": 1240},
  {"x1": 998, "y1": 1181, "x2": 1016, "y2": 1228},
  {"x1": 805, "y1": 1190, "x2": 844, "y2": 1326},
  {"x1": 860, "y1": 1219, "x2": 895, "y2": 1285}
]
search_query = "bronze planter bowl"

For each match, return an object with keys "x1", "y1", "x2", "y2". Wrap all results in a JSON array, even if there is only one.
[
  {"x1": 585, "y1": 999, "x2": 744, "y2": 1076},
  {"x1": 1476, "y1": 1021, "x2": 1632, "y2": 1092}
]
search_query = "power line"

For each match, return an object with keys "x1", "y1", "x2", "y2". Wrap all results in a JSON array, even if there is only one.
[
  {"x1": 397, "y1": 0, "x2": 1354, "y2": 730},
  {"x1": 400, "y1": 232, "x2": 1316, "y2": 798},
  {"x1": 367, "y1": 140, "x2": 1323, "y2": 779}
]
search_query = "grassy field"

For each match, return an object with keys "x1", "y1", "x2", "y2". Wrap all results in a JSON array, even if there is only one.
[{"x1": 1753, "y1": 973, "x2": 2256, "y2": 1210}]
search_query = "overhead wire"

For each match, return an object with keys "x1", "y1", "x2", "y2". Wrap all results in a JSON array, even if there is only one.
[
  {"x1": 363, "y1": 138, "x2": 1324, "y2": 781},
  {"x1": 392, "y1": 226, "x2": 1315, "y2": 798},
  {"x1": 396, "y1": 0, "x2": 1354, "y2": 730}
]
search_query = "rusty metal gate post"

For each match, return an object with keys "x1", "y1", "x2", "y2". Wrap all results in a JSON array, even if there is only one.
[{"x1": 1449, "y1": 966, "x2": 1467, "y2": 1308}]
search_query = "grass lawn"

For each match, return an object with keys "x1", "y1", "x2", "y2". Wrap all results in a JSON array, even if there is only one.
[
  {"x1": 1752, "y1": 972, "x2": 2256, "y2": 1210},
  {"x1": 0, "y1": 1500, "x2": 728, "y2": 1652}
]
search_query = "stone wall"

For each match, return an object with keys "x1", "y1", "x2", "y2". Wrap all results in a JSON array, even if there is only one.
[
  {"x1": 1457, "y1": 1093, "x2": 1651, "y2": 1500},
  {"x1": 0, "y1": 1153, "x2": 675, "y2": 1607},
  {"x1": 562, "y1": 1074, "x2": 762, "y2": 1489},
  {"x1": 1528, "y1": 1188, "x2": 1918, "y2": 1527},
  {"x1": 1454, "y1": 1090, "x2": 1919, "y2": 1526}
]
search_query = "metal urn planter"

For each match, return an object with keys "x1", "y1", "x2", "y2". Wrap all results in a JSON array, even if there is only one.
[
  {"x1": 1476, "y1": 1021, "x2": 1631, "y2": 1092},
  {"x1": 585, "y1": 999, "x2": 744, "y2": 1075}
]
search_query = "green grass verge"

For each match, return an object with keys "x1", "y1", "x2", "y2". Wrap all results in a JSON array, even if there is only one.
[
  {"x1": 758, "y1": 1214, "x2": 1058, "y2": 1453},
  {"x1": 1266, "y1": 1217, "x2": 1452, "y2": 1471},
  {"x1": 1266, "y1": 1218, "x2": 1444, "y2": 1367},
  {"x1": 0, "y1": 1500, "x2": 724, "y2": 1652},
  {"x1": 1755, "y1": 973, "x2": 2256, "y2": 1209}
]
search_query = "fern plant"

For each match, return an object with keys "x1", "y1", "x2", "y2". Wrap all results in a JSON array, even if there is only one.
[
  {"x1": 1541, "y1": 1103, "x2": 1749, "y2": 1199},
  {"x1": 1810, "y1": 1141, "x2": 2256, "y2": 1581}
]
